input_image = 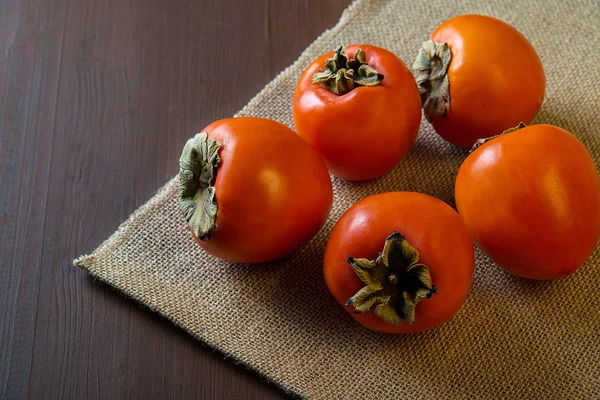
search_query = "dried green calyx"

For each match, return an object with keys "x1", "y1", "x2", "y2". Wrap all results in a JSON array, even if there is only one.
[
  {"x1": 345, "y1": 232, "x2": 437, "y2": 325},
  {"x1": 312, "y1": 46, "x2": 384, "y2": 95},
  {"x1": 413, "y1": 40, "x2": 452, "y2": 122},
  {"x1": 470, "y1": 122, "x2": 527, "y2": 153},
  {"x1": 179, "y1": 132, "x2": 222, "y2": 241}
]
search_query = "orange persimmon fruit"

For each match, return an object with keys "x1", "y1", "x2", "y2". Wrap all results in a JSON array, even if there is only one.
[
  {"x1": 293, "y1": 45, "x2": 421, "y2": 181},
  {"x1": 178, "y1": 117, "x2": 333, "y2": 263},
  {"x1": 413, "y1": 15, "x2": 545, "y2": 148}
]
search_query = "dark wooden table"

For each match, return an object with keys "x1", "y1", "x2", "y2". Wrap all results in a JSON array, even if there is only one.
[{"x1": 0, "y1": 1, "x2": 350, "y2": 398}]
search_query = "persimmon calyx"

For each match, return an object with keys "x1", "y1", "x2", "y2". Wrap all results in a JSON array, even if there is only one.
[
  {"x1": 312, "y1": 46, "x2": 384, "y2": 95},
  {"x1": 179, "y1": 132, "x2": 222, "y2": 241},
  {"x1": 345, "y1": 232, "x2": 437, "y2": 325},
  {"x1": 413, "y1": 40, "x2": 451, "y2": 122},
  {"x1": 470, "y1": 122, "x2": 527, "y2": 152}
]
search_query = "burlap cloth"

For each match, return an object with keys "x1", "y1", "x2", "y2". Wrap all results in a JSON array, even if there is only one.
[{"x1": 75, "y1": 0, "x2": 600, "y2": 398}]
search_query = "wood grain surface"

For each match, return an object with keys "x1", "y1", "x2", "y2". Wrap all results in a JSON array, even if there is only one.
[{"x1": 0, "y1": 0, "x2": 350, "y2": 398}]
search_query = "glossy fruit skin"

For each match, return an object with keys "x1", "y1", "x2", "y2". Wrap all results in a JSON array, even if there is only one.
[
  {"x1": 430, "y1": 15, "x2": 545, "y2": 148},
  {"x1": 455, "y1": 124, "x2": 600, "y2": 279},
  {"x1": 293, "y1": 44, "x2": 422, "y2": 181},
  {"x1": 324, "y1": 192, "x2": 474, "y2": 333},
  {"x1": 195, "y1": 117, "x2": 333, "y2": 263}
]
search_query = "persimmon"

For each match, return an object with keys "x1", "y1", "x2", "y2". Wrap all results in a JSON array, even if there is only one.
[
  {"x1": 324, "y1": 192, "x2": 474, "y2": 333},
  {"x1": 455, "y1": 124, "x2": 600, "y2": 279},
  {"x1": 293, "y1": 44, "x2": 421, "y2": 181},
  {"x1": 413, "y1": 15, "x2": 545, "y2": 148},
  {"x1": 179, "y1": 117, "x2": 333, "y2": 263}
]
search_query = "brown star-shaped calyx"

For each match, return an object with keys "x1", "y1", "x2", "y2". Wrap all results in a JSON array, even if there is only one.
[
  {"x1": 312, "y1": 46, "x2": 384, "y2": 95},
  {"x1": 345, "y1": 232, "x2": 437, "y2": 325}
]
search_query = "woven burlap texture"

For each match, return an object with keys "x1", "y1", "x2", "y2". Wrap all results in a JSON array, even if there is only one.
[{"x1": 75, "y1": 0, "x2": 600, "y2": 398}]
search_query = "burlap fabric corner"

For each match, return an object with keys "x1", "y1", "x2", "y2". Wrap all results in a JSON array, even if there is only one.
[{"x1": 75, "y1": 0, "x2": 600, "y2": 398}]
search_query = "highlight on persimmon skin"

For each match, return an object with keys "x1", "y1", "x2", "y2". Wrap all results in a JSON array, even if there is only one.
[
  {"x1": 455, "y1": 124, "x2": 600, "y2": 280},
  {"x1": 413, "y1": 14, "x2": 545, "y2": 148},
  {"x1": 323, "y1": 192, "x2": 474, "y2": 333},
  {"x1": 178, "y1": 117, "x2": 333, "y2": 264},
  {"x1": 293, "y1": 44, "x2": 422, "y2": 181}
]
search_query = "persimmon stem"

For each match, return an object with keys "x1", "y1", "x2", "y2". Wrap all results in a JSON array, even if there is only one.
[
  {"x1": 345, "y1": 232, "x2": 437, "y2": 326},
  {"x1": 413, "y1": 40, "x2": 451, "y2": 121},
  {"x1": 179, "y1": 132, "x2": 222, "y2": 241},
  {"x1": 312, "y1": 46, "x2": 384, "y2": 95}
]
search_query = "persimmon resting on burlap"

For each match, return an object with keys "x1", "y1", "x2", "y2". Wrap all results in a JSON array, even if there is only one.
[
  {"x1": 455, "y1": 123, "x2": 600, "y2": 280},
  {"x1": 413, "y1": 15, "x2": 545, "y2": 148},
  {"x1": 324, "y1": 192, "x2": 474, "y2": 333},
  {"x1": 293, "y1": 45, "x2": 421, "y2": 181},
  {"x1": 179, "y1": 117, "x2": 333, "y2": 263}
]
